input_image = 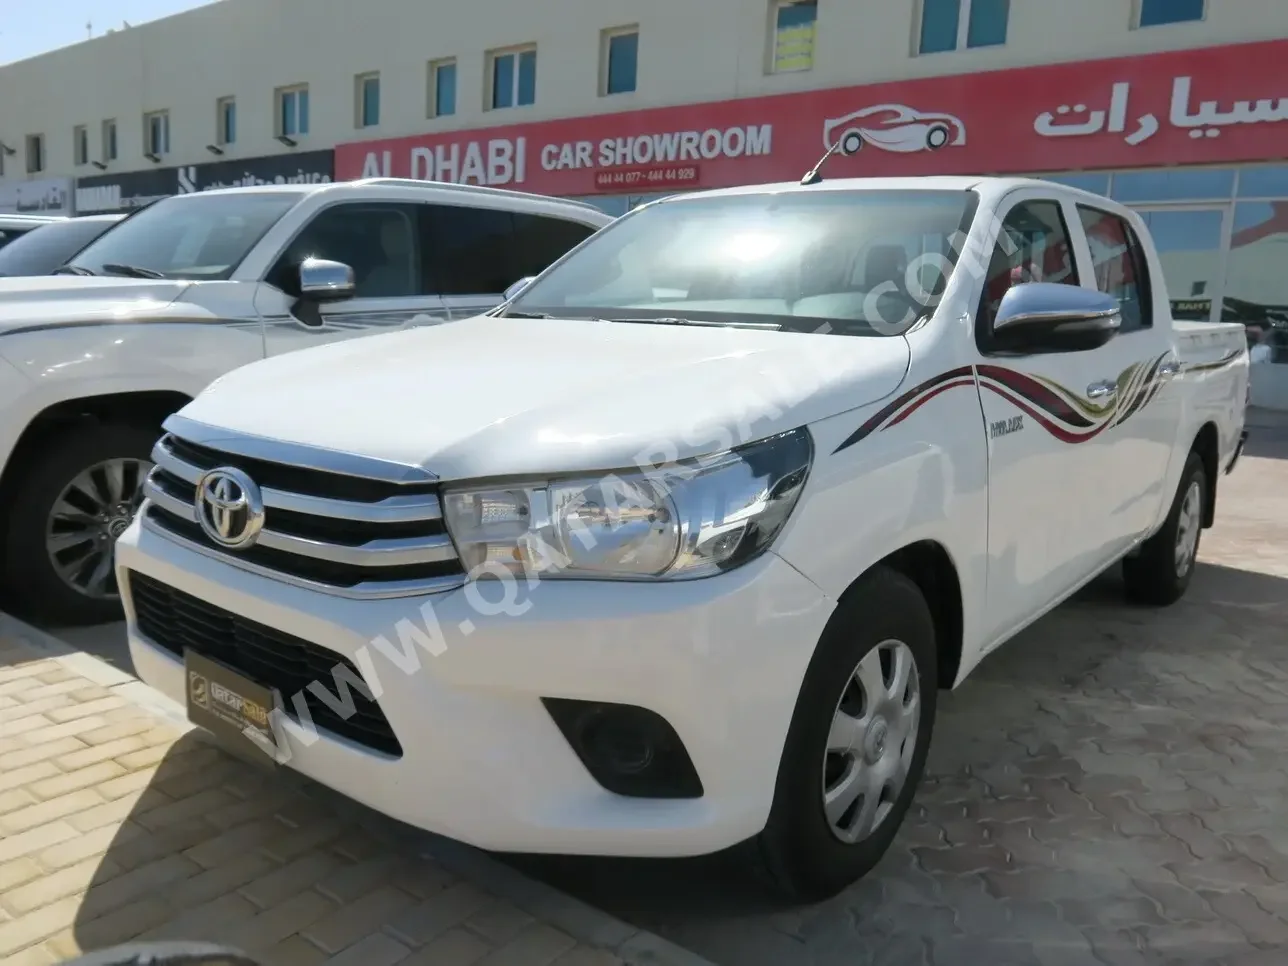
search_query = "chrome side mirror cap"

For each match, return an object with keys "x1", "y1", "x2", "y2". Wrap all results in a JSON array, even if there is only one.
[
  {"x1": 992, "y1": 282, "x2": 1121, "y2": 354},
  {"x1": 298, "y1": 257, "x2": 355, "y2": 302}
]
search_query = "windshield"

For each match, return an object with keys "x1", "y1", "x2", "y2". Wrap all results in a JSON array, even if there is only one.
[
  {"x1": 68, "y1": 192, "x2": 303, "y2": 280},
  {"x1": 507, "y1": 189, "x2": 978, "y2": 336},
  {"x1": 0, "y1": 219, "x2": 119, "y2": 277}
]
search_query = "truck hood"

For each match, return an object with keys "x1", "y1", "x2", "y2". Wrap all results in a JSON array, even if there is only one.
[
  {"x1": 181, "y1": 315, "x2": 912, "y2": 480},
  {"x1": 0, "y1": 276, "x2": 191, "y2": 329}
]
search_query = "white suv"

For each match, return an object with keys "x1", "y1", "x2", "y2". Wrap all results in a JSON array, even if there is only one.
[
  {"x1": 0, "y1": 213, "x2": 66, "y2": 250},
  {"x1": 0, "y1": 179, "x2": 612, "y2": 624}
]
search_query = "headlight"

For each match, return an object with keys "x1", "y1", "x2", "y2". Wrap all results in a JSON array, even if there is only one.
[{"x1": 441, "y1": 427, "x2": 813, "y2": 580}]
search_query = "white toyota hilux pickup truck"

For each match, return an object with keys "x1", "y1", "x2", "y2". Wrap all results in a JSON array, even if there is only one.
[
  {"x1": 116, "y1": 175, "x2": 1249, "y2": 901},
  {"x1": 0, "y1": 179, "x2": 610, "y2": 624}
]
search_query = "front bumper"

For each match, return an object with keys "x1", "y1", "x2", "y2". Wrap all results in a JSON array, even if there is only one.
[{"x1": 115, "y1": 517, "x2": 833, "y2": 857}]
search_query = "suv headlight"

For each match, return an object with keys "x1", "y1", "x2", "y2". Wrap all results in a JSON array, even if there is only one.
[{"x1": 441, "y1": 428, "x2": 813, "y2": 580}]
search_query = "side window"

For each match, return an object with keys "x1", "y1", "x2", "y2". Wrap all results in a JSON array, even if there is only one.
[
  {"x1": 268, "y1": 203, "x2": 423, "y2": 299},
  {"x1": 978, "y1": 200, "x2": 1079, "y2": 342},
  {"x1": 422, "y1": 204, "x2": 517, "y2": 295},
  {"x1": 1077, "y1": 206, "x2": 1152, "y2": 333},
  {"x1": 510, "y1": 214, "x2": 596, "y2": 279}
]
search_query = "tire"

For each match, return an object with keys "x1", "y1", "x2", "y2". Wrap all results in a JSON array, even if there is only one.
[
  {"x1": 1122, "y1": 450, "x2": 1206, "y2": 607},
  {"x1": 839, "y1": 130, "x2": 864, "y2": 155},
  {"x1": 2, "y1": 422, "x2": 159, "y2": 626},
  {"x1": 752, "y1": 566, "x2": 938, "y2": 902},
  {"x1": 925, "y1": 124, "x2": 951, "y2": 150}
]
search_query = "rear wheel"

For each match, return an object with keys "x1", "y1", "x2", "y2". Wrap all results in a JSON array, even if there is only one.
[
  {"x1": 2, "y1": 422, "x2": 156, "y2": 625},
  {"x1": 1122, "y1": 450, "x2": 1206, "y2": 606},
  {"x1": 753, "y1": 566, "x2": 937, "y2": 902},
  {"x1": 839, "y1": 130, "x2": 865, "y2": 155},
  {"x1": 925, "y1": 124, "x2": 951, "y2": 150}
]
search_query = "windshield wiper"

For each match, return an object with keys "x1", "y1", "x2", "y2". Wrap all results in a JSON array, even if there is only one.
[
  {"x1": 501, "y1": 310, "x2": 556, "y2": 319},
  {"x1": 101, "y1": 263, "x2": 167, "y2": 279},
  {"x1": 52, "y1": 265, "x2": 95, "y2": 276},
  {"x1": 601, "y1": 316, "x2": 783, "y2": 331}
]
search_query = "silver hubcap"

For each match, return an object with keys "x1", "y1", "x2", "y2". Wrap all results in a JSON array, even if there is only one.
[
  {"x1": 823, "y1": 639, "x2": 921, "y2": 844},
  {"x1": 46, "y1": 458, "x2": 152, "y2": 600},
  {"x1": 1174, "y1": 480, "x2": 1202, "y2": 578}
]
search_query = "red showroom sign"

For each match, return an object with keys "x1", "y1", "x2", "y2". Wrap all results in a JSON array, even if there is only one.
[{"x1": 335, "y1": 38, "x2": 1288, "y2": 194}]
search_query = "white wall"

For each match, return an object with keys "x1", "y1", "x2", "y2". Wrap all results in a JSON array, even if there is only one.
[{"x1": 2, "y1": 0, "x2": 1287, "y2": 187}]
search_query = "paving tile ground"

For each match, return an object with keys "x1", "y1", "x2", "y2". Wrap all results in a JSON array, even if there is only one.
[
  {"x1": 0, "y1": 639, "x2": 709, "y2": 965},
  {"x1": 511, "y1": 427, "x2": 1288, "y2": 965}
]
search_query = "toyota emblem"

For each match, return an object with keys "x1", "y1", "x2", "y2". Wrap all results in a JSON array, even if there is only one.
[{"x1": 194, "y1": 467, "x2": 265, "y2": 549}]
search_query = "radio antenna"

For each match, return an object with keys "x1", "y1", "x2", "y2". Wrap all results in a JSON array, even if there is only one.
[{"x1": 800, "y1": 136, "x2": 857, "y2": 186}]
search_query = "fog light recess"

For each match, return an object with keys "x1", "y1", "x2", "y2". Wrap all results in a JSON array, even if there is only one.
[{"x1": 541, "y1": 698, "x2": 704, "y2": 799}]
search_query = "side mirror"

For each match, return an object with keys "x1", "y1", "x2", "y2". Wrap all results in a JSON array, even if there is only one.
[
  {"x1": 503, "y1": 276, "x2": 536, "y2": 301},
  {"x1": 298, "y1": 257, "x2": 355, "y2": 302},
  {"x1": 991, "y1": 282, "x2": 1121, "y2": 354}
]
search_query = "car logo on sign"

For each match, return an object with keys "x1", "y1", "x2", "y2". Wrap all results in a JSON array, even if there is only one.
[
  {"x1": 195, "y1": 466, "x2": 265, "y2": 549},
  {"x1": 822, "y1": 103, "x2": 967, "y2": 156}
]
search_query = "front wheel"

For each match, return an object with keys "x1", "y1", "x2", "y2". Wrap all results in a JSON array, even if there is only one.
[
  {"x1": 1122, "y1": 450, "x2": 1206, "y2": 606},
  {"x1": 753, "y1": 566, "x2": 938, "y2": 902},
  {"x1": 2, "y1": 422, "x2": 157, "y2": 626},
  {"x1": 839, "y1": 130, "x2": 865, "y2": 155}
]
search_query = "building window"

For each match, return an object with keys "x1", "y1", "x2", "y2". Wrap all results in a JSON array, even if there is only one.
[
  {"x1": 26, "y1": 134, "x2": 45, "y2": 174},
  {"x1": 143, "y1": 110, "x2": 170, "y2": 157},
  {"x1": 102, "y1": 119, "x2": 118, "y2": 162},
  {"x1": 919, "y1": 0, "x2": 1009, "y2": 53},
  {"x1": 770, "y1": 0, "x2": 818, "y2": 73},
  {"x1": 489, "y1": 46, "x2": 536, "y2": 110},
  {"x1": 73, "y1": 125, "x2": 89, "y2": 166},
  {"x1": 428, "y1": 59, "x2": 457, "y2": 117},
  {"x1": 1138, "y1": 0, "x2": 1204, "y2": 27},
  {"x1": 600, "y1": 27, "x2": 639, "y2": 95},
  {"x1": 217, "y1": 97, "x2": 236, "y2": 145},
  {"x1": 356, "y1": 73, "x2": 380, "y2": 128},
  {"x1": 277, "y1": 85, "x2": 310, "y2": 137}
]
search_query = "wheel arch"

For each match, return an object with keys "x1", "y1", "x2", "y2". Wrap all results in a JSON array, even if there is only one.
[
  {"x1": 0, "y1": 390, "x2": 190, "y2": 536},
  {"x1": 838, "y1": 540, "x2": 964, "y2": 690},
  {"x1": 1191, "y1": 421, "x2": 1219, "y2": 528}
]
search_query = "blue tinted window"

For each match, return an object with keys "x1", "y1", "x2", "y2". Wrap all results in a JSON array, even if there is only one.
[
  {"x1": 361, "y1": 78, "x2": 380, "y2": 127},
  {"x1": 606, "y1": 32, "x2": 638, "y2": 94},
  {"x1": 435, "y1": 63, "x2": 457, "y2": 117},
  {"x1": 1111, "y1": 168, "x2": 1235, "y2": 202},
  {"x1": 518, "y1": 50, "x2": 537, "y2": 106},
  {"x1": 919, "y1": 0, "x2": 960, "y2": 53},
  {"x1": 967, "y1": 0, "x2": 1008, "y2": 47},
  {"x1": 1043, "y1": 173, "x2": 1111, "y2": 195},
  {"x1": 493, "y1": 54, "x2": 515, "y2": 108},
  {"x1": 222, "y1": 102, "x2": 236, "y2": 144},
  {"x1": 1239, "y1": 166, "x2": 1288, "y2": 198},
  {"x1": 1140, "y1": 0, "x2": 1204, "y2": 26},
  {"x1": 281, "y1": 94, "x2": 296, "y2": 135},
  {"x1": 298, "y1": 90, "x2": 310, "y2": 135}
]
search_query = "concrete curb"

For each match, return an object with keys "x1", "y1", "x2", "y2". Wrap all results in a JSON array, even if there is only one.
[{"x1": 0, "y1": 610, "x2": 718, "y2": 966}]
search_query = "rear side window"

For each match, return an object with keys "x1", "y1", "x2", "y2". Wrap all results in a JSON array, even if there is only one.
[
  {"x1": 978, "y1": 200, "x2": 1079, "y2": 344},
  {"x1": 510, "y1": 214, "x2": 596, "y2": 278},
  {"x1": 1077, "y1": 206, "x2": 1152, "y2": 332},
  {"x1": 269, "y1": 202, "x2": 425, "y2": 298},
  {"x1": 422, "y1": 205, "x2": 597, "y2": 295}
]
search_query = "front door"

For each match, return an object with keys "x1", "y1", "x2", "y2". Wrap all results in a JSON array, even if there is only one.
[
  {"x1": 254, "y1": 201, "x2": 450, "y2": 357},
  {"x1": 973, "y1": 191, "x2": 1133, "y2": 644}
]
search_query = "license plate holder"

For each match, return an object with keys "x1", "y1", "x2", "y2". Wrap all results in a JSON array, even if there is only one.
[{"x1": 184, "y1": 649, "x2": 286, "y2": 770}]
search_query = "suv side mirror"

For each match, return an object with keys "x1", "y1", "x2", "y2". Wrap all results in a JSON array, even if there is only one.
[
  {"x1": 299, "y1": 257, "x2": 355, "y2": 302},
  {"x1": 991, "y1": 282, "x2": 1121, "y2": 354},
  {"x1": 503, "y1": 276, "x2": 536, "y2": 301}
]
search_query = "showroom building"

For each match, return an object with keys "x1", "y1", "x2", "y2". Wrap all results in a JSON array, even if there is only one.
[{"x1": 0, "y1": 0, "x2": 1285, "y2": 399}]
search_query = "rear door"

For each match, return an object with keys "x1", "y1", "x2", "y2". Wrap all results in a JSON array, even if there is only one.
[
  {"x1": 1071, "y1": 203, "x2": 1179, "y2": 542},
  {"x1": 973, "y1": 191, "x2": 1132, "y2": 641},
  {"x1": 255, "y1": 201, "x2": 450, "y2": 357}
]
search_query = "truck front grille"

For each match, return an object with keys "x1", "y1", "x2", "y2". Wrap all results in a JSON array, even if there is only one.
[
  {"x1": 142, "y1": 432, "x2": 466, "y2": 599},
  {"x1": 129, "y1": 572, "x2": 402, "y2": 757}
]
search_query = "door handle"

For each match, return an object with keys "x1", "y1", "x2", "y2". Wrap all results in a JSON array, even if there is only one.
[{"x1": 1086, "y1": 380, "x2": 1118, "y2": 399}]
